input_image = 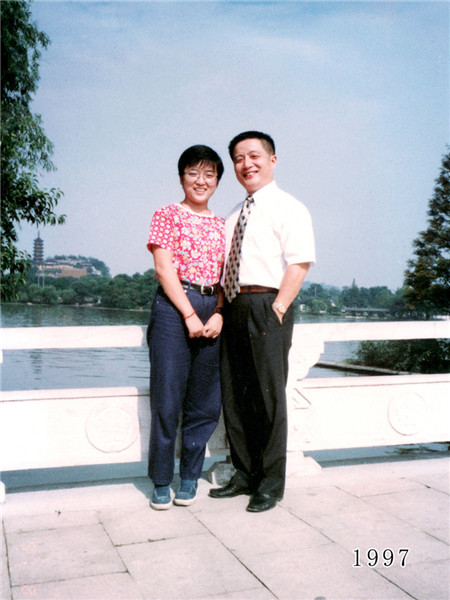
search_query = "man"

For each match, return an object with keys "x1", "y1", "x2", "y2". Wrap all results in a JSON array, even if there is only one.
[{"x1": 209, "y1": 131, "x2": 315, "y2": 512}]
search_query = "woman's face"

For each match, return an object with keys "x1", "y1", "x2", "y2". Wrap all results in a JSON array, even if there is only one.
[{"x1": 180, "y1": 161, "x2": 219, "y2": 207}]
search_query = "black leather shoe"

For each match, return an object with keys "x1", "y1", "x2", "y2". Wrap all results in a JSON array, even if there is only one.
[
  {"x1": 208, "y1": 482, "x2": 251, "y2": 499},
  {"x1": 246, "y1": 492, "x2": 279, "y2": 512}
]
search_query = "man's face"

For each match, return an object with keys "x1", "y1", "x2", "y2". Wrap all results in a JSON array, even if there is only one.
[{"x1": 232, "y1": 138, "x2": 277, "y2": 194}]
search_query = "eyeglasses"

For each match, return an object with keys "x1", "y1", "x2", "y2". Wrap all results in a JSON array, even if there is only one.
[{"x1": 183, "y1": 169, "x2": 217, "y2": 182}]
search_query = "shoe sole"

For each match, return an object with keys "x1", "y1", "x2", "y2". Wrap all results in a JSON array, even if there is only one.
[
  {"x1": 150, "y1": 500, "x2": 172, "y2": 510},
  {"x1": 246, "y1": 503, "x2": 277, "y2": 512},
  {"x1": 246, "y1": 496, "x2": 281, "y2": 512},
  {"x1": 208, "y1": 490, "x2": 251, "y2": 498},
  {"x1": 173, "y1": 495, "x2": 197, "y2": 506}
]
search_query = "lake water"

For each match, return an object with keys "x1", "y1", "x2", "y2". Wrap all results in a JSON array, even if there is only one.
[{"x1": 1, "y1": 303, "x2": 362, "y2": 391}]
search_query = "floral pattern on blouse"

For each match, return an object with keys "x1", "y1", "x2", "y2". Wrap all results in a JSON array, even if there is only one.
[{"x1": 147, "y1": 204, "x2": 225, "y2": 285}]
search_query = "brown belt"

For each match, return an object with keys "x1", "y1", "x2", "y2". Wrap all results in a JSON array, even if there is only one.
[{"x1": 238, "y1": 286, "x2": 278, "y2": 294}]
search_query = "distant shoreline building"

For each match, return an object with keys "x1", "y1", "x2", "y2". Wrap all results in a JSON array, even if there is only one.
[{"x1": 32, "y1": 235, "x2": 102, "y2": 279}]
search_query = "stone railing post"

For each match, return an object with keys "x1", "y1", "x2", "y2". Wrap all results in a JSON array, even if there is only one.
[{"x1": 286, "y1": 332, "x2": 324, "y2": 475}]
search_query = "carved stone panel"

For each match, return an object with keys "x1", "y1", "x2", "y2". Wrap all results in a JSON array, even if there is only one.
[
  {"x1": 388, "y1": 392, "x2": 427, "y2": 436},
  {"x1": 86, "y1": 401, "x2": 139, "y2": 453}
]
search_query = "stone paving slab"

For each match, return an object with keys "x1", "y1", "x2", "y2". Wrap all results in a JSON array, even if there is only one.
[
  {"x1": 373, "y1": 559, "x2": 450, "y2": 600},
  {"x1": 305, "y1": 506, "x2": 450, "y2": 565},
  {"x1": 192, "y1": 493, "x2": 330, "y2": 558},
  {"x1": 200, "y1": 589, "x2": 276, "y2": 599},
  {"x1": 301, "y1": 456, "x2": 450, "y2": 493},
  {"x1": 2, "y1": 480, "x2": 151, "y2": 517},
  {"x1": 99, "y1": 504, "x2": 206, "y2": 546},
  {"x1": 4, "y1": 508, "x2": 100, "y2": 534},
  {"x1": 2, "y1": 528, "x2": 12, "y2": 600},
  {"x1": 413, "y1": 471, "x2": 450, "y2": 495},
  {"x1": 11, "y1": 573, "x2": 144, "y2": 600},
  {"x1": 7, "y1": 523, "x2": 125, "y2": 586},
  {"x1": 364, "y1": 487, "x2": 450, "y2": 544},
  {"x1": 281, "y1": 485, "x2": 371, "y2": 518},
  {"x1": 2, "y1": 457, "x2": 449, "y2": 600},
  {"x1": 117, "y1": 534, "x2": 266, "y2": 600},
  {"x1": 330, "y1": 474, "x2": 425, "y2": 498},
  {"x1": 240, "y1": 542, "x2": 413, "y2": 600}
]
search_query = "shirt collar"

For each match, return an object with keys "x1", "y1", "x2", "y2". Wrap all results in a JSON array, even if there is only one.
[{"x1": 249, "y1": 180, "x2": 278, "y2": 203}]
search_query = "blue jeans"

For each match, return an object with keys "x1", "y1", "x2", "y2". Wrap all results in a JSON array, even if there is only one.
[{"x1": 147, "y1": 287, "x2": 221, "y2": 485}]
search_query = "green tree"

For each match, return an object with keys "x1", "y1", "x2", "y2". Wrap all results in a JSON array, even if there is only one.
[
  {"x1": 390, "y1": 287, "x2": 408, "y2": 316},
  {"x1": 47, "y1": 277, "x2": 78, "y2": 291},
  {"x1": 135, "y1": 269, "x2": 159, "y2": 308},
  {"x1": 60, "y1": 288, "x2": 77, "y2": 305},
  {"x1": 309, "y1": 298, "x2": 328, "y2": 314},
  {"x1": 340, "y1": 280, "x2": 362, "y2": 307},
  {"x1": 1, "y1": 0, "x2": 65, "y2": 300},
  {"x1": 372, "y1": 287, "x2": 394, "y2": 309},
  {"x1": 404, "y1": 150, "x2": 450, "y2": 315},
  {"x1": 71, "y1": 277, "x2": 98, "y2": 304},
  {"x1": 26, "y1": 283, "x2": 43, "y2": 304},
  {"x1": 87, "y1": 257, "x2": 110, "y2": 277},
  {"x1": 41, "y1": 285, "x2": 58, "y2": 305},
  {"x1": 307, "y1": 283, "x2": 326, "y2": 299},
  {"x1": 101, "y1": 275, "x2": 139, "y2": 309},
  {"x1": 355, "y1": 340, "x2": 449, "y2": 374}
]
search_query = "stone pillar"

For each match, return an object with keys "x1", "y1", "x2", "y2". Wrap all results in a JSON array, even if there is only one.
[{"x1": 286, "y1": 335, "x2": 324, "y2": 476}]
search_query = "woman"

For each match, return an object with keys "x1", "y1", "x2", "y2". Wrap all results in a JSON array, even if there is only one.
[{"x1": 146, "y1": 145, "x2": 225, "y2": 510}]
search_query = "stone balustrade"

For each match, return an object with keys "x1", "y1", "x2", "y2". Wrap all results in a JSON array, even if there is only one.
[{"x1": 1, "y1": 320, "x2": 449, "y2": 496}]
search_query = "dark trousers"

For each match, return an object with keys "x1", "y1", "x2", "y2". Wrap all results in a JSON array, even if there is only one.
[
  {"x1": 221, "y1": 292, "x2": 294, "y2": 498},
  {"x1": 147, "y1": 287, "x2": 221, "y2": 485}
]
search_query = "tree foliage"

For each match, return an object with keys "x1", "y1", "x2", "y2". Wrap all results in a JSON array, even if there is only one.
[
  {"x1": 15, "y1": 269, "x2": 160, "y2": 309},
  {"x1": 404, "y1": 150, "x2": 450, "y2": 315},
  {"x1": 355, "y1": 339, "x2": 450, "y2": 374},
  {"x1": 1, "y1": 0, "x2": 65, "y2": 300},
  {"x1": 339, "y1": 282, "x2": 395, "y2": 309}
]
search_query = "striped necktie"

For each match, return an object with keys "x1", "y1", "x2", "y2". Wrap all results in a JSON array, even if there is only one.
[{"x1": 223, "y1": 195, "x2": 254, "y2": 302}]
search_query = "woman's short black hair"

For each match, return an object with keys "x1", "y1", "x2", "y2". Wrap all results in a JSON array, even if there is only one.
[
  {"x1": 228, "y1": 131, "x2": 276, "y2": 159},
  {"x1": 178, "y1": 145, "x2": 224, "y2": 181}
]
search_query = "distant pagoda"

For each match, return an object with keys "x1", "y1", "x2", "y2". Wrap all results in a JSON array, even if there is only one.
[{"x1": 33, "y1": 233, "x2": 44, "y2": 265}]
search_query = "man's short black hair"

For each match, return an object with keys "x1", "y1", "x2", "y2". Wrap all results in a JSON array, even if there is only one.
[
  {"x1": 228, "y1": 131, "x2": 276, "y2": 159},
  {"x1": 178, "y1": 145, "x2": 224, "y2": 181}
]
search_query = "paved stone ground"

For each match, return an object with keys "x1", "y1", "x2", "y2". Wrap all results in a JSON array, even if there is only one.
[{"x1": 2, "y1": 456, "x2": 449, "y2": 600}]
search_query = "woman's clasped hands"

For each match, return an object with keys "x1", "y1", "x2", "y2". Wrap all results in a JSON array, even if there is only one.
[{"x1": 185, "y1": 311, "x2": 223, "y2": 339}]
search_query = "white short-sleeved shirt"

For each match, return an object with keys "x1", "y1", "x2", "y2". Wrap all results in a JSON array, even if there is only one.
[{"x1": 221, "y1": 181, "x2": 316, "y2": 289}]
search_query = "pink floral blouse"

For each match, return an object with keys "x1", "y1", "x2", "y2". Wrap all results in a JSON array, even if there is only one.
[{"x1": 147, "y1": 204, "x2": 225, "y2": 285}]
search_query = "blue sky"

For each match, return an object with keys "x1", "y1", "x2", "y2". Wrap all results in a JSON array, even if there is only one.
[{"x1": 18, "y1": 0, "x2": 449, "y2": 290}]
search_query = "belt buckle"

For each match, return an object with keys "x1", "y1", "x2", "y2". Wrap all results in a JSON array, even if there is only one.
[{"x1": 201, "y1": 283, "x2": 213, "y2": 295}]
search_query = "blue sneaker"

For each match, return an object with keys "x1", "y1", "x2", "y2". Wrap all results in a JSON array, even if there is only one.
[
  {"x1": 174, "y1": 479, "x2": 198, "y2": 506},
  {"x1": 150, "y1": 485, "x2": 172, "y2": 510}
]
